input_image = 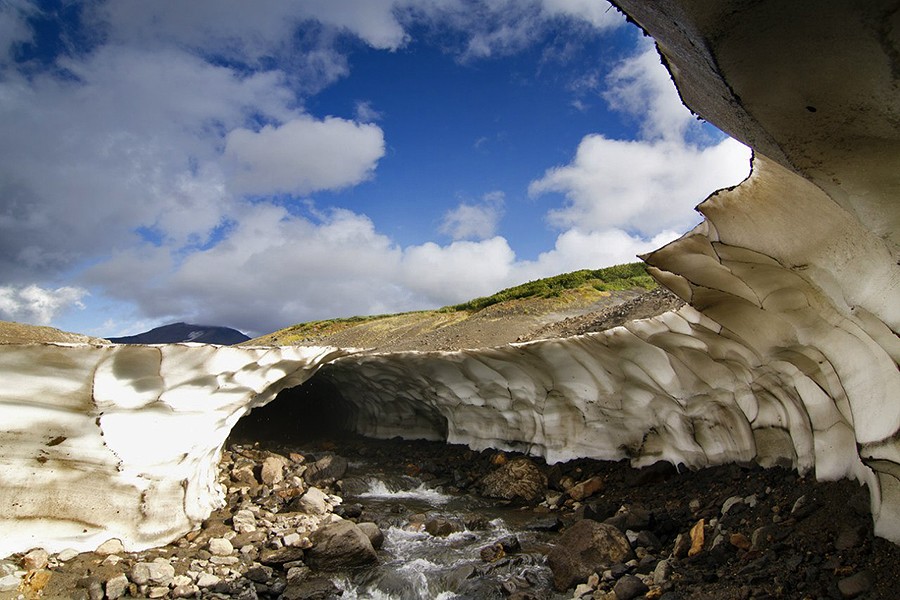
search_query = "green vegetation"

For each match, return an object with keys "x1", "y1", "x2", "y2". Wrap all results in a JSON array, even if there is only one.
[{"x1": 443, "y1": 261, "x2": 656, "y2": 313}]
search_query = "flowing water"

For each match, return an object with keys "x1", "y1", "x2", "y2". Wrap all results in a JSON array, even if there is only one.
[{"x1": 325, "y1": 454, "x2": 569, "y2": 599}]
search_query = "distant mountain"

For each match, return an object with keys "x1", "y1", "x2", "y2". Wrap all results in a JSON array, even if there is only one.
[{"x1": 108, "y1": 322, "x2": 250, "y2": 345}]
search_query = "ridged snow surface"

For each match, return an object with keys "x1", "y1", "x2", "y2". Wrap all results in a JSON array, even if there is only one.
[{"x1": 0, "y1": 344, "x2": 348, "y2": 557}]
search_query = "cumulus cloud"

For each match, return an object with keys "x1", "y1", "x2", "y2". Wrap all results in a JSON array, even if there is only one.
[
  {"x1": 225, "y1": 118, "x2": 385, "y2": 195},
  {"x1": 0, "y1": 285, "x2": 87, "y2": 325},
  {"x1": 530, "y1": 42, "x2": 751, "y2": 238},
  {"x1": 439, "y1": 191, "x2": 505, "y2": 241},
  {"x1": 530, "y1": 135, "x2": 750, "y2": 236}
]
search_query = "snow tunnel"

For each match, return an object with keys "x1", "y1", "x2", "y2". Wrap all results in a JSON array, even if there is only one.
[{"x1": 228, "y1": 361, "x2": 451, "y2": 446}]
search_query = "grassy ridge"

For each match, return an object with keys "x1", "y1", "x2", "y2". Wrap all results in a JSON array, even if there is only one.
[{"x1": 442, "y1": 262, "x2": 656, "y2": 313}]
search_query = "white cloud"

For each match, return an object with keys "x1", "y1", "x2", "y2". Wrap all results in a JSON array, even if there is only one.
[
  {"x1": 529, "y1": 42, "x2": 752, "y2": 238},
  {"x1": 439, "y1": 191, "x2": 505, "y2": 241},
  {"x1": 541, "y1": 0, "x2": 624, "y2": 30},
  {"x1": 0, "y1": 0, "x2": 34, "y2": 67},
  {"x1": 224, "y1": 117, "x2": 385, "y2": 196},
  {"x1": 603, "y1": 38, "x2": 693, "y2": 141},
  {"x1": 530, "y1": 135, "x2": 751, "y2": 236},
  {"x1": 355, "y1": 100, "x2": 383, "y2": 123},
  {"x1": 0, "y1": 284, "x2": 87, "y2": 325}
]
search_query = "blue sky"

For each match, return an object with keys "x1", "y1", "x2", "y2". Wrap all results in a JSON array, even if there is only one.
[{"x1": 0, "y1": 1, "x2": 750, "y2": 338}]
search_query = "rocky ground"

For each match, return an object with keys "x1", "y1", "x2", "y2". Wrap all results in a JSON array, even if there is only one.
[{"x1": 3, "y1": 435, "x2": 896, "y2": 600}]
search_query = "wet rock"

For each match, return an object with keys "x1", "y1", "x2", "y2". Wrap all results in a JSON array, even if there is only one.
[
  {"x1": 259, "y1": 546, "x2": 306, "y2": 566},
  {"x1": 306, "y1": 520, "x2": 378, "y2": 570},
  {"x1": 425, "y1": 516, "x2": 461, "y2": 537},
  {"x1": 282, "y1": 577, "x2": 342, "y2": 600},
  {"x1": 547, "y1": 520, "x2": 634, "y2": 591},
  {"x1": 837, "y1": 570, "x2": 873, "y2": 598},
  {"x1": 357, "y1": 522, "x2": 384, "y2": 550},
  {"x1": 304, "y1": 454, "x2": 348, "y2": 487},
  {"x1": 480, "y1": 457, "x2": 547, "y2": 503},
  {"x1": 613, "y1": 574, "x2": 649, "y2": 600},
  {"x1": 527, "y1": 515, "x2": 563, "y2": 532}
]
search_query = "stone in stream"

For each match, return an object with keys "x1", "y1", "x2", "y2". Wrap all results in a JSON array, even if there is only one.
[
  {"x1": 479, "y1": 457, "x2": 547, "y2": 503},
  {"x1": 306, "y1": 520, "x2": 378, "y2": 570},
  {"x1": 304, "y1": 454, "x2": 348, "y2": 487},
  {"x1": 357, "y1": 522, "x2": 385, "y2": 549},
  {"x1": 547, "y1": 520, "x2": 634, "y2": 591}
]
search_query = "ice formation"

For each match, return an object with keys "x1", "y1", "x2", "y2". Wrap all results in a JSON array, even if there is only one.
[
  {"x1": 0, "y1": 0, "x2": 897, "y2": 557},
  {"x1": 0, "y1": 344, "x2": 349, "y2": 556}
]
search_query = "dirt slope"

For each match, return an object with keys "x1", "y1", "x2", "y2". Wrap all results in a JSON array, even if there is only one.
[{"x1": 246, "y1": 286, "x2": 684, "y2": 352}]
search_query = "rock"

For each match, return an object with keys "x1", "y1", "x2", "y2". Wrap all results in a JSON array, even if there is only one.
[
  {"x1": 573, "y1": 582, "x2": 594, "y2": 597},
  {"x1": 729, "y1": 532, "x2": 752, "y2": 551},
  {"x1": 208, "y1": 537, "x2": 234, "y2": 556},
  {"x1": 172, "y1": 584, "x2": 198, "y2": 598},
  {"x1": 672, "y1": 532, "x2": 691, "y2": 558},
  {"x1": 231, "y1": 463, "x2": 259, "y2": 486},
  {"x1": 260, "y1": 456, "x2": 285, "y2": 485},
  {"x1": 357, "y1": 522, "x2": 384, "y2": 550},
  {"x1": 653, "y1": 559, "x2": 672, "y2": 585},
  {"x1": 232, "y1": 508, "x2": 257, "y2": 533},
  {"x1": 95, "y1": 538, "x2": 125, "y2": 556},
  {"x1": 835, "y1": 524, "x2": 867, "y2": 550},
  {"x1": 293, "y1": 487, "x2": 331, "y2": 515},
  {"x1": 57, "y1": 548, "x2": 78, "y2": 561},
  {"x1": 104, "y1": 573, "x2": 129, "y2": 599},
  {"x1": 259, "y1": 545, "x2": 306, "y2": 566},
  {"x1": 480, "y1": 458, "x2": 548, "y2": 503},
  {"x1": 245, "y1": 565, "x2": 274, "y2": 583},
  {"x1": 306, "y1": 520, "x2": 378, "y2": 570},
  {"x1": 0, "y1": 575, "x2": 20, "y2": 592},
  {"x1": 569, "y1": 476, "x2": 604, "y2": 501},
  {"x1": 480, "y1": 543, "x2": 506, "y2": 562},
  {"x1": 688, "y1": 519, "x2": 705, "y2": 557},
  {"x1": 130, "y1": 561, "x2": 175, "y2": 586},
  {"x1": 547, "y1": 520, "x2": 634, "y2": 591},
  {"x1": 196, "y1": 573, "x2": 220, "y2": 588},
  {"x1": 425, "y1": 516, "x2": 460, "y2": 537},
  {"x1": 838, "y1": 570, "x2": 873, "y2": 598},
  {"x1": 722, "y1": 495, "x2": 744, "y2": 516},
  {"x1": 304, "y1": 455, "x2": 348, "y2": 487},
  {"x1": 21, "y1": 548, "x2": 49, "y2": 571},
  {"x1": 613, "y1": 574, "x2": 649, "y2": 600},
  {"x1": 282, "y1": 577, "x2": 342, "y2": 600}
]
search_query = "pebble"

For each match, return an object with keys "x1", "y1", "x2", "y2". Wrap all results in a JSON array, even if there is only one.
[
  {"x1": 209, "y1": 537, "x2": 234, "y2": 556},
  {"x1": 104, "y1": 573, "x2": 129, "y2": 599},
  {"x1": 57, "y1": 548, "x2": 79, "y2": 562},
  {"x1": 196, "y1": 572, "x2": 220, "y2": 587},
  {"x1": 613, "y1": 574, "x2": 649, "y2": 600},
  {"x1": 21, "y1": 548, "x2": 49, "y2": 571},
  {"x1": 130, "y1": 561, "x2": 175, "y2": 586},
  {"x1": 261, "y1": 455, "x2": 285, "y2": 485},
  {"x1": 95, "y1": 538, "x2": 125, "y2": 556},
  {"x1": 837, "y1": 570, "x2": 873, "y2": 598},
  {"x1": 0, "y1": 574, "x2": 20, "y2": 592}
]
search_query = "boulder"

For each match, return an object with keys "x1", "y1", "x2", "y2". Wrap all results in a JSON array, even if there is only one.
[
  {"x1": 306, "y1": 520, "x2": 378, "y2": 570},
  {"x1": 304, "y1": 455, "x2": 348, "y2": 487},
  {"x1": 547, "y1": 520, "x2": 634, "y2": 591},
  {"x1": 480, "y1": 458, "x2": 547, "y2": 503}
]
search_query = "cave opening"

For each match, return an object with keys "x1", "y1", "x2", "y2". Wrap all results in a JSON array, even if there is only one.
[{"x1": 228, "y1": 374, "x2": 359, "y2": 445}]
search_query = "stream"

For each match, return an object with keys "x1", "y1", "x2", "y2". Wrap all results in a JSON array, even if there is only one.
[{"x1": 275, "y1": 439, "x2": 569, "y2": 600}]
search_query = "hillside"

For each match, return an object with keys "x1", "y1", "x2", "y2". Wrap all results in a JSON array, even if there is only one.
[
  {"x1": 246, "y1": 263, "x2": 683, "y2": 352},
  {"x1": 107, "y1": 322, "x2": 250, "y2": 345}
]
